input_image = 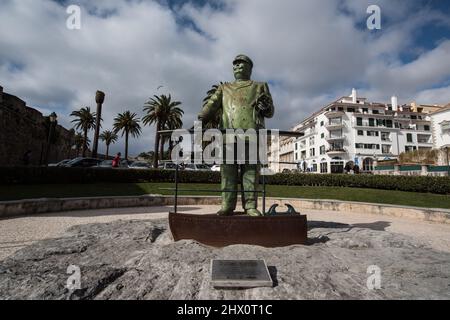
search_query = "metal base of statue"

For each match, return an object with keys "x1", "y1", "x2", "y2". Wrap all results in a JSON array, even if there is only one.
[{"x1": 169, "y1": 211, "x2": 307, "y2": 248}]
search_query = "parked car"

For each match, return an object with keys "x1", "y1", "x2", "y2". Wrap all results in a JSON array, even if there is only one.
[
  {"x1": 184, "y1": 164, "x2": 212, "y2": 171},
  {"x1": 97, "y1": 160, "x2": 113, "y2": 168},
  {"x1": 48, "y1": 159, "x2": 71, "y2": 167},
  {"x1": 211, "y1": 164, "x2": 221, "y2": 172},
  {"x1": 129, "y1": 162, "x2": 152, "y2": 169},
  {"x1": 120, "y1": 159, "x2": 133, "y2": 168},
  {"x1": 62, "y1": 157, "x2": 102, "y2": 168},
  {"x1": 158, "y1": 162, "x2": 181, "y2": 170}
]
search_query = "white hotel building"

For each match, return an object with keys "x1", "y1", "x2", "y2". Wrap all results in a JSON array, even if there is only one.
[{"x1": 271, "y1": 89, "x2": 450, "y2": 174}]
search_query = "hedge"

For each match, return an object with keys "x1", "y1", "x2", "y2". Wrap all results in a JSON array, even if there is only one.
[{"x1": 0, "y1": 167, "x2": 449, "y2": 195}]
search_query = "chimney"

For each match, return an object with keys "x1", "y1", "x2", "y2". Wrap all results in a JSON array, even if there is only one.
[
  {"x1": 0, "y1": 86, "x2": 3, "y2": 104},
  {"x1": 391, "y1": 96, "x2": 398, "y2": 111},
  {"x1": 352, "y1": 88, "x2": 357, "y2": 104}
]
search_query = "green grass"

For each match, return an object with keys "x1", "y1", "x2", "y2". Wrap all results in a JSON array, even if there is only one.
[{"x1": 1, "y1": 183, "x2": 449, "y2": 209}]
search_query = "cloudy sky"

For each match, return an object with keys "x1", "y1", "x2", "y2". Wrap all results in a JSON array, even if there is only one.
[{"x1": 1, "y1": 0, "x2": 450, "y2": 156}]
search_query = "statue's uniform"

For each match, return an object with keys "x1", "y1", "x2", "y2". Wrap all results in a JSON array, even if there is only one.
[{"x1": 199, "y1": 80, "x2": 274, "y2": 212}]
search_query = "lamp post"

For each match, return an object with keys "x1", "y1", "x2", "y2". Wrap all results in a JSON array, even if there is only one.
[
  {"x1": 45, "y1": 112, "x2": 57, "y2": 166},
  {"x1": 446, "y1": 146, "x2": 449, "y2": 177},
  {"x1": 92, "y1": 90, "x2": 105, "y2": 159}
]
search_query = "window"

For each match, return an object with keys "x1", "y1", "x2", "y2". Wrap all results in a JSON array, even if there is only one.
[
  {"x1": 381, "y1": 132, "x2": 390, "y2": 141},
  {"x1": 376, "y1": 119, "x2": 384, "y2": 126},
  {"x1": 310, "y1": 148, "x2": 315, "y2": 157},
  {"x1": 295, "y1": 143, "x2": 298, "y2": 151},
  {"x1": 363, "y1": 108, "x2": 369, "y2": 114},
  {"x1": 356, "y1": 117, "x2": 363, "y2": 126},
  {"x1": 424, "y1": 125, "x2": 430, "y2": 131},
  {"x1": 382, "y1": 145, "x2": 391, "y2": 154},
  {"x1": 355, "y1": 143, "x2": 363, "y2": 149},
  {"x1": 320, "y1": 162, "x2": 328, "y2": 173},
  {"x1": 300, "y1": 140, "x2": 306, "y2": 148},
  {"x1": 386, "y1": 120, "x2": 393, "y2": 128},
  {"x1": 338, "y1": 107, "x2": 344, "y2": 111},
  {"x1": 347, "y1": 108, "x2": 355, "y2": 113},
  {"x1": 363, "y1": 158, "x2": 374, "y2": 172},
  {"x1": 411, "y1": 115, "x2": 417, "y2": 120},
  {"x1": 358, "y1": 130, "x2": 364, "y2": 136},
  {"x1": 320, "y1": 145, "x2": 326, "y2": 155},
  {"x1": 321, "y1": 133, "x2": 325, "y2": 139},
  {"x1": 295, "y1": 153, "x2": 298, "y2": 161},
  {"x1": 301, "y1": 150, "x2": 306, "y2": 159},
  {"x1": 309, "y1": 136, "x2": 315, "y2": 146},
  {"x1": 407, "y1": 133, "x2": 413, "y2": 143},
  {"x1": 405, "y1": 146, "x2": 417, "y2": 152},
  {"x1": 320, "y1": 121, "x2": 324, "y2": 127},
  {"x1": 369, "y1": 118, "x2": 375, "y2": 127},
  {"x1": 367, "y1": 131, "x2": 379, "y2": 137},
  {"x1": 373, "y1": 110, "x2": 379, "y2": 114},
  {"x1": 312, "y1": 164, "x2": 318, "y2": 172}
]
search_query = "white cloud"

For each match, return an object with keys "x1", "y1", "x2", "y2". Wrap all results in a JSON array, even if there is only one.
[{"x1": 0, "y1": 0, "x2": 449, "y2": 156}]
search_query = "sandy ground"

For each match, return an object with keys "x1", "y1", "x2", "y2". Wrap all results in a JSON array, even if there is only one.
[{"x1": 1, "y1": 205, "x2": 450, "y2": 261}]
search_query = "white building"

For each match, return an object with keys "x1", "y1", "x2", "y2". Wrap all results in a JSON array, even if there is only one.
[
  {"x1": 270, "y1": 89, "x2": 446, "y2": 174},
  {"x1": 430, "y1": 105, "x2": 450, "y2": 165}
]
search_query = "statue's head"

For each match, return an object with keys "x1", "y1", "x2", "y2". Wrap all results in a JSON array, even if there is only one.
[{"x1": 233, "y1": 54, "x2": 253, "y2": 81}]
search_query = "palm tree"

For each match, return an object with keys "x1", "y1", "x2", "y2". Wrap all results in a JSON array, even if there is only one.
[
  {"x1": 143, "y1": 94, "x2": 183, "y2": 168},
  {"x1": 70, "y1": 107, "x2": 96, "y2": 157},
  {"x1": 113, "y1": 111, "x2": 142, "y2": 160},
  {"x1": 73, "y1": 132, "x2": 90, "y2": 157},
  {"x1": 202, "y1": 83, "x2": 223, "y2": 129},
  {"x1": 99, "y1": 130, "x2": 118, "y2": 159}
]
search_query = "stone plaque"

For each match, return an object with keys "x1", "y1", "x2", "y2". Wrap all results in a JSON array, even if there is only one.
[{"x1": 211, "y1": 259, "x2": 273, "y2": 288}]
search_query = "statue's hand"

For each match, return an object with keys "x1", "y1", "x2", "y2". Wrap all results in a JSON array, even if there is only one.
[{"x1": 255, "y1": 94, "x2": 272, "y2": 113}]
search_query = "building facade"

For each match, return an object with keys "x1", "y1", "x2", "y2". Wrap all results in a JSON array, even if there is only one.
[
  {"x1": 0, "y1": 85, "x2": 75, "y2": 166},
  {"x1": 270, "y1": 89, "x2": 447, "y2": 174}
]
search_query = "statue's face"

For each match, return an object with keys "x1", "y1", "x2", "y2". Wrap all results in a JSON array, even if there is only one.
[{"x1": 233, "y1": 60, "x2": 252, "y2": 81}]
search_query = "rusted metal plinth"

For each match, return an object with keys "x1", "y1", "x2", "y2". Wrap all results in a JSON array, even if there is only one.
[{"x1": 169, "y1": 213, "x2": 308, "y2": 248}]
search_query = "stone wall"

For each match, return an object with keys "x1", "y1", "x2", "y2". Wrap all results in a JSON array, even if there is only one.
[{"x1": 0, "y1": 85, "x2": 75, "y2": 166}]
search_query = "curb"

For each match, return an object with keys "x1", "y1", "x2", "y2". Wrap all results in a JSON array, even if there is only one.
[{"x1": 1, "y1": 195, "x2": 449, "y2": 224}]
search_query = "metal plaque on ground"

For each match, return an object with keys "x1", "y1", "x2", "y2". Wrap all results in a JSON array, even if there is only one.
[{"x1": 211, "y1": 259, "x2": 273, "y2": 288}]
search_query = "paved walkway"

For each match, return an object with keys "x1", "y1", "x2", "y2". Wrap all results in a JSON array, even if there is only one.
[{"x1": 1, "y1": 205, "x2": 450, "y2": 261}]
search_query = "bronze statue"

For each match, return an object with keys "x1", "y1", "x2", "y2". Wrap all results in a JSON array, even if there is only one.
[{"x1": 198, "y1": 55, "x2": 274, "y2": 216}]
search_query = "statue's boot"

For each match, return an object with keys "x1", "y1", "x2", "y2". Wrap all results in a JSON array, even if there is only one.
[
  {"x1": 246, "y1": 208, "x2": 263, "y2": 217},
  {"x1": 217, "y1": 208, "x2": 234, "y2": 216}
]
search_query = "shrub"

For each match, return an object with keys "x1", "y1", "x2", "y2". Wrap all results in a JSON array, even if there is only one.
[{"x1": 0, "y1": 167, "x2": 449, "y2": 194}]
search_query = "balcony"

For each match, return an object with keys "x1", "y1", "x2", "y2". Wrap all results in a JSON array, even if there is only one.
[
  {"x1": 325, "y1": 122, "x2": 346, "y2": 130},
  {"x1": 326, "y1": 147, "x2": 347, "y2": 155},
  {"x1": 417, "y1": 140, "x2": 432, "y2": 145},
  {"x1": 325, "y1": 110, "x2": 345, "y2": 118},
  {"x1": 326, "y1": 135, "x2": 346, "y2": 143}
]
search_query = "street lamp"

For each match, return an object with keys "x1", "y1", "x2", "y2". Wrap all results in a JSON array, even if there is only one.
[
  {"x1": 92, "y1": 90, "x2": 105, "y2": 159},
  {"x1": 45, "y1": 112, "x2": 57, "y2": 166}
]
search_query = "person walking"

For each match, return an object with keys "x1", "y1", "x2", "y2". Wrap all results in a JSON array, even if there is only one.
[{"x1": 112, "y1": 152, "x2": 121, "y2": 168}]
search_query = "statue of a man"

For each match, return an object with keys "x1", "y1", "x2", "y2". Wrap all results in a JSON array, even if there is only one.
[{"x1": 198, "y1": 55, "x2": 274, "y2": 216}]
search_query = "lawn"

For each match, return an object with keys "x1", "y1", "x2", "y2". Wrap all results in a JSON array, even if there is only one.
[{"x1": 0, "y1": 183, "x2": 449, "y2": 209}]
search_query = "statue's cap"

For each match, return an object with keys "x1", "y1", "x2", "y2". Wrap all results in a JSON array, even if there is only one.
[{"x1": 233, "y1": 54, "x2": 253, "y2": 68}]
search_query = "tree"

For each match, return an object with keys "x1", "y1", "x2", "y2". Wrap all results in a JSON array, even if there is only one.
[
  {"x1": 113, "y1": 111, "x2": 142, "y2": 160},
  {"x1": 201, "y1": 83, "x2": 223, "y2": 129},
  {"x1": 73, "y1": 132, "x2": 90, "y2": 157},
  {"x1": 143, "y1": 94, "x2": 183, "y2": 168},
  {"x1": 70, "y1": 107, "x2": 96, "y2": 157},
  {"x1": 99, "y1": 130, "x2": 118, "y2": 159}
]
